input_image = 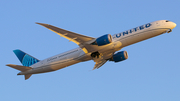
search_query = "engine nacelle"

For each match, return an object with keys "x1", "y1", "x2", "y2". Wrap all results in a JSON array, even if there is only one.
[
  {"x1": 110, "y1": 51, "x2": 128, "y2": 62},
  {"x1": 93, "y1": 34, "x2": 112, "y2": 46}
]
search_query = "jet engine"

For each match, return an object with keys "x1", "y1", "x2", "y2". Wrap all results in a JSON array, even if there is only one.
[
  {"x1": 109, "y1": 51, "x2": 128, "y2": 62},
  {"x1": 92, "y1": 34, "x2": 112, "y2": 46}
]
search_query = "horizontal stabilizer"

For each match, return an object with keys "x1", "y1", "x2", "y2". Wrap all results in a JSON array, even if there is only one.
[
  {"x1": 25, "y1": 74, "x2": 32, "y2": 80},
  {"x1": 6, "y1": 64, "x2": 32, "y2": 72},
  {"x1": 6, "y1": 64, "x2": 33, "y2": 80}
]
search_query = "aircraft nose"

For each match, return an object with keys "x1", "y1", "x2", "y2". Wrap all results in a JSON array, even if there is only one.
[{"x1": 171, "y1": 22, "x2": 176, "y2": 29}]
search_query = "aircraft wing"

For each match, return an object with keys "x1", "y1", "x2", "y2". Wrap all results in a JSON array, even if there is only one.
[
  {"x1": 93, "y1": 59, "x2": 108, "y2": 70},
  {"x1": 92, "y1": 52, "x2": 114, "y2": 70},
  {"x1": 36, "y1": 23, "x2": 95, "y2": 53}
]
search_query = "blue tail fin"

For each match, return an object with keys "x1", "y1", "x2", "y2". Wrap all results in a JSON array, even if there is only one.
[{"x1": 13, "y1": 49, "x2": 40, "y2": 67}]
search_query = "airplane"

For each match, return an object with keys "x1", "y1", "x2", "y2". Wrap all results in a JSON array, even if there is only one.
[{"x1": 6, "y1": 20, "x2": 176, "y2": 80}]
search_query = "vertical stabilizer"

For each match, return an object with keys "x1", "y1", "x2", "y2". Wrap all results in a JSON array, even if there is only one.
[{"x1": 13, "y1": 49, "x2": 40, "y2": 67}]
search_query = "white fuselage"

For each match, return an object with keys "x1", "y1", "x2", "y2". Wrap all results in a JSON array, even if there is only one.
[{"x1": 19, "y1": 20, "x2": 176, "y2": 75}]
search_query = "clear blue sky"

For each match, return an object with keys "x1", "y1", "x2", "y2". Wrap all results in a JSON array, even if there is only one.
[{"x1": 1, "y1": 0, "x2": 180, "y2": 101}]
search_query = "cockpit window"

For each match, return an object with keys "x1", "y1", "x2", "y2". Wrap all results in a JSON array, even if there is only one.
[{"x1": 166, "y1": 20, "x2": 169, "y2": 22}]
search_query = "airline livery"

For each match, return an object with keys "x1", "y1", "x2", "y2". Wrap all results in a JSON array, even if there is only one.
[{"x1": 7, "y1": 20, "x2": 176, "y2": 80}]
